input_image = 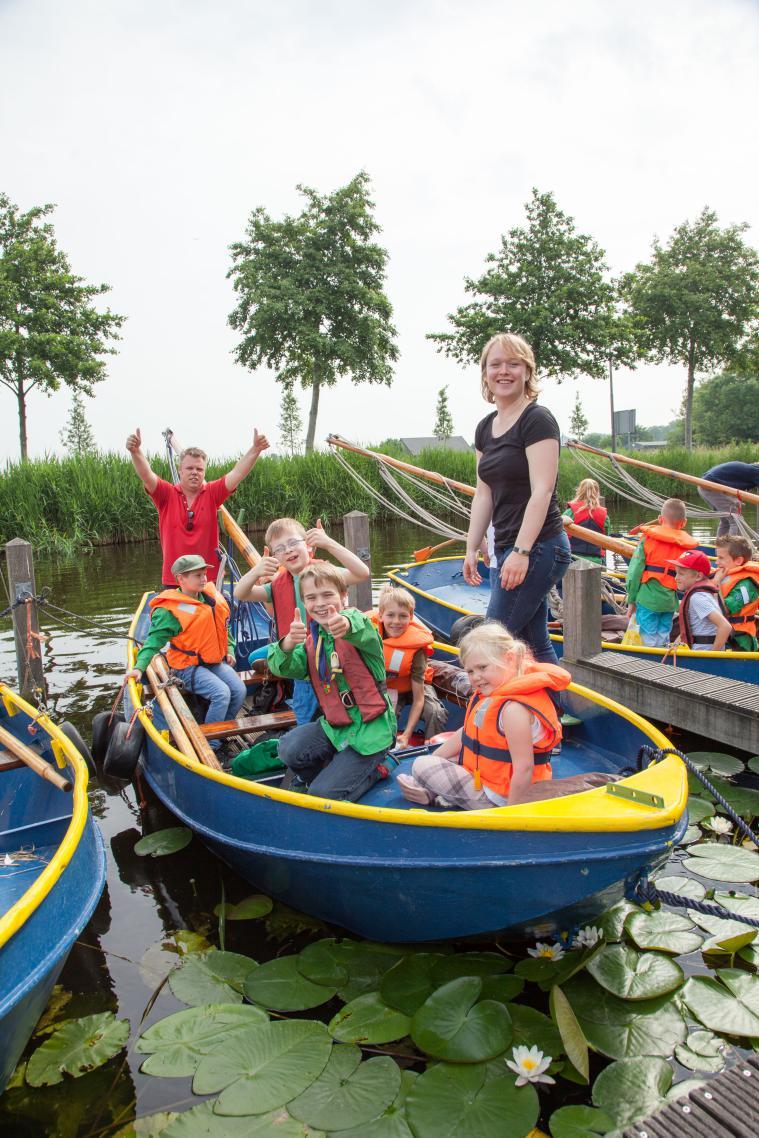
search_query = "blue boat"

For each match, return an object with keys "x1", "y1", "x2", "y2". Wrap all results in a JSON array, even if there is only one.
[
  {"x1": 388, "y1": 555, "x2": 759, "y2": 684},
  {"x1": 0, "y1": 687, "x2": 106, "y2": 1094},
  {"x1": 122, "y1": 592, "x2": 687, "y2": 944}
]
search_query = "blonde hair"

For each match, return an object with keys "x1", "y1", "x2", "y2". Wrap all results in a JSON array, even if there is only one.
[
  {"x1": 458, "y1": 621, "x2": 530, "y2": 677},
  {"x1": 479, "y1": 333, "x2": 540, "y2": 404},
  {"x1": 661, "y1": 498, "x2": 687, "y2": 523},
  {"x1": 716, "y1": 534, "x2": 754, "y2": 562},
  {"x1": 573, "y1": 479, "x2": 602, "y2": 510},
  {"x1": 265, "y1": 517, "x2": 307, "y2": 545},
  {"x1": 298, "y1": 560, "x2": 349, "y2": 598},
  {"x1": 378, "y1": 583, "x2": 415, "y2": 614},
  {"x1": 179, "y1": 447, "x2": 207, "y2": 464}
]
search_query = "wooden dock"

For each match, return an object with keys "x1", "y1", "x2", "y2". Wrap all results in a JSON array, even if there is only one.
[
  {"x1": 562, "y1": 562, "x2": 759, "y2": 754},
  {"x1": 622, "y1": 1054, "x2": 759, "y2": 1137}
]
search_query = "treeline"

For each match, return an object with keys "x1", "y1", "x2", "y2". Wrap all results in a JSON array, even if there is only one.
[{"x1": 1, "y1": 444, "x2": 755, "y2": 555}]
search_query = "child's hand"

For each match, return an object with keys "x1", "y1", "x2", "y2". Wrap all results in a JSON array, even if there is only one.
[
  {"x1": 286, "y1": 608, "x2": 307, "y2": 648},
  {"x1": 126, "y1": 667, "x2": 142, "y2": 683},
  {"x1": 256, "y1": 546, "x2": 279, "y2": 583},
  {"x1": 713, "y1": 566, "x2": 725, "y2": 583},
  {"x1": 305, "y1": 518, "x2": 331, "y2": 551},
  {"x1": 626, "y1": 604, "x2": 636, "y2": 618},
  {"x1": 324, "y1": 605, "x2": 350, "y2": 638},
  {"x1": 396, "y1": 731, "x2": 411, "y2": 749},
  {"x1": 225, "y1": 653, "x2": 236, "y2": 666}
]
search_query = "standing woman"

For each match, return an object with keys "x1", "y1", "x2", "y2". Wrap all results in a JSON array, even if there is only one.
[{"x1": 464, "y1": 333, "x2": 571, "y2": 665}]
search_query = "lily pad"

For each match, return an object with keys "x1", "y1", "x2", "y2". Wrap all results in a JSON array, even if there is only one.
[
  {"x1": 564, "y1": 974, "x2": 686, "y2": 1059},
  {"x1": 338, "y1": 1070, "x2": 417, "y2": 1138},
  {"x1": 548, "y1": 1105, "x2": 615, "y2": 1138},
  {"x1": 653, "y1": 874, "x2": 707, "y2": 902},
  {"x1": 140, "y1": 930, "x2": 212, "y2": 988},
  {"x1": 591, "y1": 1055, "x2": 672, "y2": 1128},
  {"x1": 380, "y1": 953, "x2": 448, "y2": 1015},
  {"x1": 336, "y1": 944, "x2": 408, "y2": 1002},
  {"x1": 507, "y1": 1003, "x2": 562, "y2": 1057},
  {"x1": 405, "y1": 1062, "x2": 538, "y2": 1138},
  {"x1": 674, "y1": 1029, "x2": 727, "y2": 1073},
  {"x1": 705, "y1": 778, "x2": 759, "y2": 819},
  {"x1": 549, "y1": 985, "x2": 588, "y2": 1082},
  {"x1": 479, "y1": 974, "x2": 524, "y2": 1004},
  {"x1": 26, "y1": 1012, "x2": 130, "y2": 1086},
  {"x1": 297, "y1": 939, "x2": 354, "y2": 988},
  {"x1": 328, "y1": 992, "x2": 412, "y2": 1045},
  {"x1": 586, "y1": 944, "x2": 684, "y2": 1000},
  {"x1": 429, "y1": 952, "x2": 512, "y2": 984},
  {"x1": 244, "y1": 955, "x2": 338, "y2": 1012},
  {"x1": 168, "y1": 950, "x2": 258, "y2": 1006},
  {"x1": 193, "y1": 1020, "x2": 332, "y2": 1115},
  {"x1": 688, "y1": 751, "x2": 744, "y2": 777},
  {"x1": 214, "y1": 894, "x2": 273, "y2": 920},
  {"x1": 113, "y1": 1111, "x2": 178, "y2": 1137},
  {"x1": 596, "y1": 900, "x2": 638, "y2": 942},
  {"x1": 134, "y1": 827, "x2": 193, "y2": 857},
  {"x1": 136, "y1": 1003, "x2": 269, "y2": 1077},
  {"x1": 683, "y1": 842, "x2": 759, "y2": 883},
  {"x1": 410, "y1": 977, "x2": 512, "y2": 1063},
  {"x1": 679, "y1": 825, "x2": 702, "y2": 845},
  {"x1": 688, "y1": 908, "x2": 757, "y2": 954},
  {"x1": 682, "y1": 969, "x2": 759, "y2": 1036},
  {"x1": 686, "y1": 797, "x2": 716, "y2": 824},
  {"x1": 747, "y1": 755, "x2": 759, "y2": 775},
  {"x1": 288, "y1": 1044, "x2": 400, "y2": 1131},
  {"x1": 162, "y1": 1101, "x2": 324, "y2": 1136},
  {"x1": 625, "y1": 910, "x2": 704, "y2": 955}
]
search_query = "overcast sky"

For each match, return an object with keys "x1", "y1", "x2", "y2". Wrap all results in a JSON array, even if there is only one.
[{"x1": 1, "y1": 0, "x2": 758, "y2": 464}]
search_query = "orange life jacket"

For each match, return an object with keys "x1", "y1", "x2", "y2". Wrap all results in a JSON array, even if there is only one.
[
  {"x1": 305, "y1": 628, "x2": 389, "y2": 727},
  {"x1": 151, "y1": 584, "x2": 230, "y2": 670},
  {"x1": 459, "y1": 662, "x2": 570, "y2": 799},
  {"x1": 368, "y1": 610, "x2": 434, "y2": 692},
  {"x1": 270, "y1": 569, "x2": 297, "y2": 640},
  {"x1": 718, "y1": 562, "x2": 759, "y2": 638},
  {"x1": 638, "y1": 523, "x2": 699, "y2": 591}
]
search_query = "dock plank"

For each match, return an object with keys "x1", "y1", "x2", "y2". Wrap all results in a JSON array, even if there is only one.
[{"x1": 622, "y1": 1054, "x2": 759, "y2": 1138}]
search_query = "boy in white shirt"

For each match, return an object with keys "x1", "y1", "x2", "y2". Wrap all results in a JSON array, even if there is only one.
[{"x1": 668, "y1": 550, "x2": 732, "y2": 651}]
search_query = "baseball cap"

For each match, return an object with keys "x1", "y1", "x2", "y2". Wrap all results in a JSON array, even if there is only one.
[
  {"x1": 172, "y1": 554, "x2": 213, "y2": 576},
  {"x1": 665, "y1": 550, "x2": 712, "y2": 575}
]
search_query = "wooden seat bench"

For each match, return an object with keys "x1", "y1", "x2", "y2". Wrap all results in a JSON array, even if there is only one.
[{"x1": 200, "y1": 710, "x2": 296, "y2": 741}]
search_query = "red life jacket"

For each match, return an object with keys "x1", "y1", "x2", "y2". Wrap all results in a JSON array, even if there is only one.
[
  {"x1": 638, "y1": 523, "x2": 699, "y2": 591},
  {"x1": 679, "y1": 580, "x2": 729, "y2": 648},
  {"x1": 270, "y1": 569, "x2": 298, "y2": 640},
  {"x1": 150, "y1": 584, "x2": 229, "y2": 670},
  {"x1": 718, "y1": 562, "x2": 759, "y2": 638},
  {"x1": 459, "y1": 662, "x2": 570, "y2": 798},
  {"x1": 368, "y1": 610, "x2": 434, "y2": 692},
  {"x1": 568, "y1": 499, "x2": 608, "y2": 558},
  {"x1": 305, "y1": 630, "x2": 389, "y2": 727}
]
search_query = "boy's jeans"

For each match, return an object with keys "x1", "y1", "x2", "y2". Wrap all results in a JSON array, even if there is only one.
[{"x1": 173, "y1": 662, "x2": 247, "y2": 746}]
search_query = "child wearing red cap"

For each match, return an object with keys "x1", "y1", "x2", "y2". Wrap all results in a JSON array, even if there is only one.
[{"x1": 669, "y1": 550, "x2": 732, "y2": 651}]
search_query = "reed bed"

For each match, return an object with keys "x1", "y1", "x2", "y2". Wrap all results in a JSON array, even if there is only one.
[{"x1": 0, "y1": 444, "x2": 754, "y2": 553}]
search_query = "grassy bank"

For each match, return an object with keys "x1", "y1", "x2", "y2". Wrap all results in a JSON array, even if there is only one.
[{"x1": 0, "y1": 443, "x2": 755, "y2": 554}]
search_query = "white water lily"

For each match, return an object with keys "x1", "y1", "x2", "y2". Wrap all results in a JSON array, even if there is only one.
[
  {"x1": 506, "y1": 1044, "x2": 556, "y2": 1086},
  {"x1": 527, "y1": 941, "x2": 565, "y2": 961},
  {"x1": 704, "y1": 816, "x2": 733, "y2": 835},
  {"x1": 575, "y1": 925, "x2": 603, "y2": 949}
]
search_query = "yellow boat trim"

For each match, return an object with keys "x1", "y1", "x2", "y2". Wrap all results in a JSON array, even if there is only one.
[
  {"x1": 0, "y1": 686, "x2": 91, "y2": 951},
  {"x1": 389, "y1": 561, "x2": 759, "y2": 664},
  {"x1": 127, "y1": 597, "x2": 686, "y2": 833}
]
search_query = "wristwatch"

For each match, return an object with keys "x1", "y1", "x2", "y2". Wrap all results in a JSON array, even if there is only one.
[{"x1": 512, "y1": 546, "x2": 532, "y2": 556}]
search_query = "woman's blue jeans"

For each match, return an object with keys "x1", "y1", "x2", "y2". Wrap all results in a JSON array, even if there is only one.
[{"x1": 486, "y1": 531, "x2": 572, "y2": 665}]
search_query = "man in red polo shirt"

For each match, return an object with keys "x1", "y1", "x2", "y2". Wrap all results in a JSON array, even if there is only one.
[{"x1": 126, "y1": 427, "x2": 270, "y2": 585}]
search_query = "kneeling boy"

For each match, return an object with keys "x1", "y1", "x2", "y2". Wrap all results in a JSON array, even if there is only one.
[
  {"x1": 668, "y1": 550, "x2": 732, "y2": 651},
  {"x1": 127, "y1": 554, "x2": 246, "y2": 748},
  {"x1": 267, "y1": 561, "x2": 396, "y2": 801},
  {"x1": 371, "y1": 584, "x2": 447, "y2": 748}
]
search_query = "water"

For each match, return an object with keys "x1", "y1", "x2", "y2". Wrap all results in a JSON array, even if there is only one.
[{"x1": 0, "y1": 515, "x2": 741, "y2": 1136}]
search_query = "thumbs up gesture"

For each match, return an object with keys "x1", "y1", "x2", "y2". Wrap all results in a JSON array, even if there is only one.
[
  {"x1": 252, "y1": 428, "x2": 270, "y2": 458},
  {"x1": 305, "y1": 517, "x2": 330, "y2": 551},
  {"x1": 324, "y1": 604, "x2": 350, "y2": 639},
  {"x1": 255, "y1": 545, "x2": 279, "y2": 583},
  {"x1": 285, "y1": 606, "x2": 307, "y2": 650},
  {"x1": 126, "y1": 427, "x2": 142, "y2": 454}
]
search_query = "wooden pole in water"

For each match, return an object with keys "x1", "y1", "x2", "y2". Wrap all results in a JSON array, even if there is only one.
[
  {"x1": 343, "y1": 511, "x2": 372, "y2": 611},
  {"x1": 150, "y1": 655, "x2": 222, "y2": 770},
  {"x1": 561, "y1": 561, "x2": 603, "y2": 664},
  {"x1": 4, "y1": 539, "x2": 47, "y2": 701},
  {"x1": 0, "y1": 723, "x2": 72, "y2": 791}
]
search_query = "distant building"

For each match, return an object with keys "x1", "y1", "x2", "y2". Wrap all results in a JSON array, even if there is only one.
[{"x1": 399, "y1": 436, "x2": 473, "y2": 455}]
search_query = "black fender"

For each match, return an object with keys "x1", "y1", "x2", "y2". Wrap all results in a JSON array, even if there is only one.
[{"x1": 103, "y1": 719, "x2": 145, "y2": 780}]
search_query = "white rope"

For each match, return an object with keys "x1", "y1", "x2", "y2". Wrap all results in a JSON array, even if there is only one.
[{"x1": 331, "y1": 450, "x2": 464, "y2": 538}]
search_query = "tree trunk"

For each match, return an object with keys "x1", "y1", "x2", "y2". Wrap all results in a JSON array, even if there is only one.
[
  {"x1": 684, "y1": 336, "x2": 696, "y2": 451},
  {"x1": 305, "y1": 372, "x2": 321, "y2": 454},
  {"x1": 17, "y1": 379, "x2": 28, "y2": 461}
]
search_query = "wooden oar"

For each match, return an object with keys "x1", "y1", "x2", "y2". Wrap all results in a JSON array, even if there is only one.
[
  {"x1": 144, "y1": 661, "x2": 200, "y2": 763},
  {"x1": 568, "y1": 440, "x2": 759, "y2": 506},
  {"x1": 151, "y1": 655, "x2": 222, "y2": 771},
  {"x1": 562, "y1": 520, "x2": 636, "y2": 559},
  {"x1": 413, "y1": 537, "x2": 461, "y2": 562},
  {"x1": 0, "y1": 723, "x2": 72, "y2": 791},
  {"x1": 327, "y1": 435, "x2": 476, "y2": 497}
]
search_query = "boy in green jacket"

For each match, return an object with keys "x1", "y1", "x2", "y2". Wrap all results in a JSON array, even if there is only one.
[{"x1": 267, "y1": 561, "x2": 396, "y2": 802}]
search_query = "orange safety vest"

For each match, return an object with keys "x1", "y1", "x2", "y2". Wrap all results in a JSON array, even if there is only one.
[
  {"x1": 270, "y1": 569, "x2": 297, "y2": 640},
  {"x1": 368, "y1": 610, "x2": 434, "y2": 692},
  {"x1": 718, "y1": 562, "x2": 759, "y2": 637},
  {"x1": 638, "y1": 523, "x2": 699, "y2": 591},
  {"x1": 459, "y1": 662, "x2": 570, "y2": 799},
  {"x1": 150, "y1": 584, "x2": 230, "y2": 670}
]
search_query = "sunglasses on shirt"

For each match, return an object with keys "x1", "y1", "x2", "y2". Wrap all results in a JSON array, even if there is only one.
[{"x1": 185, "y1": 510, "x2": 195, "y2": 532}]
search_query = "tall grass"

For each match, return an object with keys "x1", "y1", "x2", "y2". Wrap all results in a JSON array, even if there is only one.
[{"x1": 0, "y1": 443, "x2": 755, "y2": 553}]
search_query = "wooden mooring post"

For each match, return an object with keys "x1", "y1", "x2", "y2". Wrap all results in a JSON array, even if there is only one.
[
  {"x1": 4, "y1": 538, "x2": 47, "y2": 700},
  {"x1": 343, "y1": 511, "x2": 372, "y2": 611}
]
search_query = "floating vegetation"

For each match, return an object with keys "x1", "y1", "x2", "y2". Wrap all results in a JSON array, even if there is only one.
[
  {"x1": 134, "y1": 827, "x2": 193, "y2": 858},
  {"x1": 25, "y1": 1013, "x2": 130, "y2": 1087}
]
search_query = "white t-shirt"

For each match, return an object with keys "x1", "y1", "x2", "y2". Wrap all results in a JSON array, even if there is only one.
[{"x1": 685, "y1": 590, "x2": 721, "y2": 643}]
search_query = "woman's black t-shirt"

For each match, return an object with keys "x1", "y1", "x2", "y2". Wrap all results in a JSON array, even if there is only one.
[{"x1": 474, "y1": 403, "x2": 563, "y2": 549}]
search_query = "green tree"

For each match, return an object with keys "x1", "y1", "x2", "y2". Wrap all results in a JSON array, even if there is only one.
[
  {"x1": 0, "y1": 193, "x2": 124, "y2": 459},
  {"x1": 691, "y1": 370, "x2": 759, "y2": 445},
  {"x1": 278, "y1": 381, "x2": 303, "y2": 455},
  {"x1": 59, "y1": 390, "x2": 96, "y2": 455},
  {"x1": 428, "y1": 188, "x2": 625, "y2": 380},
  {"x1": 433, "y1": 385, "x2": 454, "y2": 441},
  {"x1": 569, "y1": 391, "x2": 589, "y2": 439},
  {"x1": 228, "y1": 171, "x2": 398, "y2": 453},
  {"x1": 621, "y1": 207, "x2": 759, "y2": 449}
]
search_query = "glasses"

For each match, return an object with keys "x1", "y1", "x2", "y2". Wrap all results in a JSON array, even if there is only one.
[
  {"x1": 185, "y1": 510, "x2": 195, "y2": 532},
  {"x1": 272, "y1": 537, "x2": 305, "y2": 557}
]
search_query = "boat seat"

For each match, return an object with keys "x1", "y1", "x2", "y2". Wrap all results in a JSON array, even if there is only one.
[
  {"x1": 0, "y1": 749, "x2": 24, "y2": 773},
  {"x1": 200, "y1": 710, "x2": 296, "y2": 741}
]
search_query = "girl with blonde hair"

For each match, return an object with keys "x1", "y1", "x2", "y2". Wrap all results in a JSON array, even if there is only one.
[{"x1": 563, "y1": 478, "x2": 612, "y2": 562}]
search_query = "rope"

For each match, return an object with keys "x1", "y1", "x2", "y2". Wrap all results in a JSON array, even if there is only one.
[
  {"x1": 331, "y1": 449, "x2": 459, "y2": 538},
  {"x1": 631, "y1": 874, "x2": 759, "y2": 930}
]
